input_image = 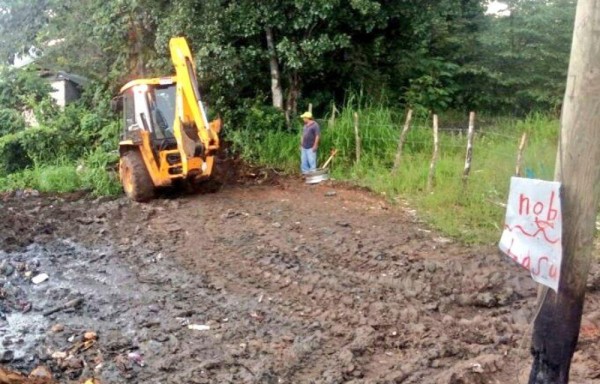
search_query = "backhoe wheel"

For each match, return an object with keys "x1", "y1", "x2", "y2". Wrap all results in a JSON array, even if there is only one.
[{"x1": 120, "y1": 151, "x2": 155, "y2": 202}]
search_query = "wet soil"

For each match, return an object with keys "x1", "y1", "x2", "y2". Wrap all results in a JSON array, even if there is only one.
[{"x1": 1, "y1": 179, "x2": 600, "y2": 383}]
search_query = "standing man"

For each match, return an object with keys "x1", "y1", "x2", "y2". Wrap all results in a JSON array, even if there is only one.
[{"x1": 300, "y1": 111, "x2": 320, "y2": 174}]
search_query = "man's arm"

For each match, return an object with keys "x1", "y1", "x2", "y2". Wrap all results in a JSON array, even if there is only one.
[{"x1": 312, "y1": 133, "x2": 320, "y2": 152}]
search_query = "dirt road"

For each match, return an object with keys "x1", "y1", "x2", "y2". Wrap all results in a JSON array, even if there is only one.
[{"x1": 1, "y1": 179, "x2": 600, "y2": 383}]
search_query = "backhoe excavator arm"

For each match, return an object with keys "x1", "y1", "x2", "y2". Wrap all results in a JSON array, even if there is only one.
[{"x1": 169, "y1": 37, "x2": 220, "y2": 175}]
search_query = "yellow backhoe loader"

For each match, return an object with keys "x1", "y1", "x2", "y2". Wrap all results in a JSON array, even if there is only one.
[{"x1": 115, "y1": 37, "x2": 221, "y2": 201}]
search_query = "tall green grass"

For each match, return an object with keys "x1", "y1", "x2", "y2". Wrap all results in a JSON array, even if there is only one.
[
  {"x1": 230, "y1": 102, "x2": 558, "y2": 244},
  {"x1": 0, "y1": 150, "x2": 122, "y2": 196}
]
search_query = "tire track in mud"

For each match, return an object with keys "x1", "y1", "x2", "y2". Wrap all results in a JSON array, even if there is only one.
[
  {"x1": 137, "y1": 185, "x2": 538, "y2": 383},
  {"x1": 4, "y1": 183, "x2": 600, "y2": 383}
]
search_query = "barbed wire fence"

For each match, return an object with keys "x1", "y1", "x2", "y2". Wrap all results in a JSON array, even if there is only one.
[{"x1": 314, "y1": 110, "x2": 541, "y2": 188}]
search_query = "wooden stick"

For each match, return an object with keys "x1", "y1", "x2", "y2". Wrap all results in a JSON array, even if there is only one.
[
  {"x1": 308, "y1": 103, "x2": 313, "y2": 114},
  {"x1": 427, "y1": 115, "x2": 439, "y2": 192},
  {"x1": 392, "y1": 109, "x2": 413, "y2": 174},
  {"x1": 515, "y1": 132, "x2": 528, "y2": 177},
  {"x1": 43, "y1": 297, "x2": 83, "y2": 317},
  {"x1": 354, "y1": 112, "x2": 361, "y2": 163},
  {"x1": 320, "y1": 149, "x2": 338, "y2": 169},
  {"x1": 462, "y1": 112, "x2": 475, "y2": 185}
]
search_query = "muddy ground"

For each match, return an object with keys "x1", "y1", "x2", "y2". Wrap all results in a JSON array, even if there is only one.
[{"x1": 1, "y1": 177, "x2": 600, "y2": 384}]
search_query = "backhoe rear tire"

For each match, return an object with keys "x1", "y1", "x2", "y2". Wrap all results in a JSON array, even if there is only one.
[{"x1": 120, "y1": 151, "x2": 155, "y2": 202}]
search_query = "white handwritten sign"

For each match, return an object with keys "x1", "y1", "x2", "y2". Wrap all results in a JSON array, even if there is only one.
[{"x1": 499, "y1": 177, "x2": 562, "y2": 292}]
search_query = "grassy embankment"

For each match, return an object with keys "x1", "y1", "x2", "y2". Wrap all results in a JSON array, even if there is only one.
[{"x1": 230, "y1": 105, "x2": 558, "y2": 244}]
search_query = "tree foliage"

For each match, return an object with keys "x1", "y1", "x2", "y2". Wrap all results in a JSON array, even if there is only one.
[
  {"x1": 0, "y1": 0, "x2": 576, "y2": 121},
  {"x1": 471, "y1": 0, "x2": 575, "y2": 113}
]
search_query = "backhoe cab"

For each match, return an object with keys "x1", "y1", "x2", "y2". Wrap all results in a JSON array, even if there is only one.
[{"x1": 117, "y1": 37, "x2": 221, "y2": 202}]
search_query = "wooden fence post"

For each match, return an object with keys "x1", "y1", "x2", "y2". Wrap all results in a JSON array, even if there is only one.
[
  {"x1": 354, "y1": 112, "x2": 361, "y2": 163},
  {"x1": 392, "y1": 109, "x2": 413, "y2": 174},
  {"x1": 329, "y1": 103, "x2": 338, "y2": 128},
  {"x1": 515, "y1": 132, "x2": 528, "y2": 177},
  {"x1": 308, "y1": 103, "x2": 313, "y2": 114},
  {"x1": 427, "y1": 114, "x2": 439, "y2": 192},
  {"x1": 528, "y1": 0, "x2": 600, "y2": 381},
  {"x1": 462, "y1": 112, "x2": 475, "y2": 185}
]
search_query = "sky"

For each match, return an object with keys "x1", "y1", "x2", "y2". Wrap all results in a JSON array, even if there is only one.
[{"x1": 486, "y1": 1, "x2": 510, "y2": 16}]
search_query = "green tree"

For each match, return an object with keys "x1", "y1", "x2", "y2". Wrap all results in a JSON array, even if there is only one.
[
  {"x1": 0, "y1": 0, "x2": 51, "y2": 64},
  {"x1": 0, "y1": 67, "x2": 52, "y2": 110},
  {"x1": 470, "y1": 0, "x2": 576, "y2": 113}
]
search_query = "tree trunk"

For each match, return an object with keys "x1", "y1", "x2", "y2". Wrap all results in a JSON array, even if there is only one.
[
  {"x1": 265, "y1": 26, "x2": 283, "y2": 110},
  {"x1": 285, "y1": 72, "x2": 299, "y2": 126},
  {"x1": 528, "y1": 0, "x2": 600, "y2": 382},
  {"x1": 128, "y1": 11, "x2": 146, "y2": 77}
]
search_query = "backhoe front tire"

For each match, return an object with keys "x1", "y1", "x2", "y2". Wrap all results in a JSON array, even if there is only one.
[{"x1": 120, "y1": 151, "x2": 155, "y2": 202}]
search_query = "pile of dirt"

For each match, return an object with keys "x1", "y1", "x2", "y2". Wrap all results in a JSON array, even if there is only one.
[{"x1": 1, "y1": 180, "x2": 599, "y2": 383}]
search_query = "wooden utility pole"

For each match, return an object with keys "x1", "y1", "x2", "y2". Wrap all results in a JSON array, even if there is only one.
[
  {"x1": 427, "y1": 115, "x2": 439, "y2": 192},
  {"x1": 392, "y1": 109, "x2": 413, "y2": 174},
  {"x1": 528, "y1": 1, "x2": 600, "y2": 383},
  {"x1": 462, "y1": 112, "x2": 475, "y2": 185}
]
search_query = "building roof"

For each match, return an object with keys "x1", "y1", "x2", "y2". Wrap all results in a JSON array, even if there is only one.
[{"x1": 39, "y1": 70, "x2": 89, "y2": 88}]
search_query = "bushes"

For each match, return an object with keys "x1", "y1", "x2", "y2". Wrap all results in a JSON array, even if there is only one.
[
  {"x1": 0, "y1": 125, "x2": 80, "y2": 174},
  {"x1": 0, "y1": 108, "x2": 26, "y2": 136},
  {"x1": 0, "y1": 163, "x2": 121, "y2": 196},
  {"x1": 0, "y1": 132, "x2": 32, "y2": 174}
]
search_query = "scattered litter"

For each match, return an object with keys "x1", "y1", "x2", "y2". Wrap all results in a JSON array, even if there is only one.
[
  {"x1": 51, "y1": 324, "x2": 65, "y2": 333},
  {"x1": 32, "y1": 273, "x2": 49, "y2": 284},
  {"x1": 127, "y1": 352, "x2": 145, "y2": 367},
  {"x1": 29, "y1": 365, "x2": 52, "y2": 379},
  {"x1": 250, "y1": 312, "x2": 265, "y2": 321},
  {"x1": 188, "y1": 324, "x2": 210, "y2": 331},
  {"x1": 84, "y1": 331, "x2": 98, "y2": 341},
  {"x1": 433, "y1": 236, "x2": 452, "y2": 244},
  {"x1": 325, "y1": 191, "x2": 337, "y2": 197},
  {"x1": 51, "y1": 351, "x2": 68, "y2": 360},
  {"x1": 176, "y1": 317, "x2": 191, "y2": 326},
  {"x1": 471, "y1": 363, "x2": 484, "y2": 373}
]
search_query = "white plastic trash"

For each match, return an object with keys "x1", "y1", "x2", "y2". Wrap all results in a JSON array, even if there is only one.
[
  {"x1": 188, "y1": 324, "x2": 210, "y2": 331},
  {"x1": 32, "y1": 273, "x2": 49, "y2": 284}
]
